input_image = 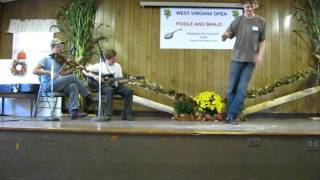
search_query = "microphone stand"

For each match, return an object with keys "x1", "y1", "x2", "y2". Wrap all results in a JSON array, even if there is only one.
[
  {"x1": 91, "y1": 40, "x2": 110, "y2": 122},
  {"x1": 44, "y1": 58, "x2": 60, "y2": 121}
]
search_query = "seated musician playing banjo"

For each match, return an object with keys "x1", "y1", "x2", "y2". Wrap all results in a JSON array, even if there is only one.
[
  {"x1": 33, "y1": 38, "x2": 95, "y2": 119},
  {"x1": 83, "y1": 49, "x2": 134, "y2": 121}
]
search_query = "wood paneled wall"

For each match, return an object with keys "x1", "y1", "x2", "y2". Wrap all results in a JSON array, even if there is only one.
[
  {"x1": 0, "y1": 0, "x2": 71, "y2": 59},
  {"x1": 0, "y1": 0, "x2": 317, "y2": 113}
]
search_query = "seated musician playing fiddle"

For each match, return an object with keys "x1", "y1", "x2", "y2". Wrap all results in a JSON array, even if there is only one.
[
  {"x1": 33, "y1": 38, "x2": 95, "y2": 119},
  {"x1": 83, "y1": 49, "x2": 134, "y2": 121}
]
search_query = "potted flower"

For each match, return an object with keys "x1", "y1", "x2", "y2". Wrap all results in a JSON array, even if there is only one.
[
  {"x1": 193, "y1": 92, "x2": 225, "y2": 121},
  {"x1": 173, "y1": 98, "x2": 197, "y2": 120}
]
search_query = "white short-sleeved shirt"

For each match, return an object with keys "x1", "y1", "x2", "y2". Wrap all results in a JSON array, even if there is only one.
[
  {"x1": 86, "y1": 62, "x2": 123, "y2": 87},
  {"x1": 87, "y1": 62, "x2": 123, "y2": 78}
]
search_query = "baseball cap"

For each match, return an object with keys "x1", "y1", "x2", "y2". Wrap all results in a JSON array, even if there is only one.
[{"x1": 50, "y1": 38, "x2": 65, "y2": 46}]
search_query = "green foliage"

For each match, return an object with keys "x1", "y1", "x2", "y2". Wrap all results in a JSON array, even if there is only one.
[
  {"x1": 232, "y1": 10, "x2": 240, "y2": 18},
  {"x1": 174, "y1": 99, "x2": 197, "y2": 114},
  {"x1": 130, "y1": 76, "x2": 191, "y2": 100},
  {"x1": 56, "y1": 0, "x2": 100, "y2": 64},
  {"x1": 164, "y1": 9, "x2": 171, "y2": 19},
  {"x1": 293, "y1": 0, "x2": 320, "y2": 85},
  {"x1": 246, "y1": 68, "x2": 315, "y2": 98}
]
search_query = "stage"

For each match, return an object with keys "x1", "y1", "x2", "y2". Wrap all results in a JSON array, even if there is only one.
[
  {"x1": 0, "y1": 115, "x2": 320, "y2": 180},
  {"x1": 1, "y1": 115, "x2": 320, "y2": 136}
]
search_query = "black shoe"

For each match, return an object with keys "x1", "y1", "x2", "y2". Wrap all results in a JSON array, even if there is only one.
[
  {"x1": 105, "y1": 115, "x2": 111, "y2": 121},
  {"x1": 230, "y1": 119, "x2": 239, "y2": 125},
  {"x1": 224, "y1": 116, "x2": 239, "y2": 125},
  {"x1": 122, "y1": 116, "x2": 134, "y2": 121},
  {"x1": 70, "y1": 110, "x2": 88, "y2": 120},
  {"x1": 91, "y1": 115, "x2": 111, "y2": 122},
  {"x1": 224, "y1": 117, "x2": 231, "y2": 124}
]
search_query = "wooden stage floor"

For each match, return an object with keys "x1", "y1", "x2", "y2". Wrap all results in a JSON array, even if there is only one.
[
  {"x1": 1, "y1": 115, "x2": 320, "y2": 136},
  {"x1": 1, "y1": 115, "x2": 320, "y2": 180}
]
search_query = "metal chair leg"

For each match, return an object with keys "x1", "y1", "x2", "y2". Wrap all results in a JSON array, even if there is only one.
[
  {"x1": 51, "y1": 97, "x2": 58, "y2": 116},
  {"x1": 33, "y1": 91, "x2": 41, "y2": 117}
]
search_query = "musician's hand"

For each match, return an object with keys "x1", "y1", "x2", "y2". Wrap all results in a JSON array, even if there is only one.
[
  {"x1": 78, "y1": 65, "x2": 84, "y2": 69},
  {"x1": 221, "y1": 32, "x2": 230, "y2": 41},
  {"x1": 93, "y1": 75, "x2": 99, "y2": 81},
  {"x1": 254, "y1": 54, "x2": 263, "y2": 65},
  {"x1": 52, "y1": 72, "x2": 58, "y2": 79}
]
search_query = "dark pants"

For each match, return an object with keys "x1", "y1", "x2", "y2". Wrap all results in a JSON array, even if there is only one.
[{"x1": 103, "y1": 84, "x2": 133, "y2": 119}]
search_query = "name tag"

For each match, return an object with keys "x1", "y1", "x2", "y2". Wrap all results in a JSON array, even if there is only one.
[{"x1": 252, "y1": 26, "x2": 259, "y2": 31}]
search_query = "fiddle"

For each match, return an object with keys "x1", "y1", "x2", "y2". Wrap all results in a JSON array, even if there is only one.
[
  {"x1": 50, "y1": 53, "x2": 89, "y2": 72},
  {"x1": 50, "y1": 53, "x2": 66, "y2": 64}
]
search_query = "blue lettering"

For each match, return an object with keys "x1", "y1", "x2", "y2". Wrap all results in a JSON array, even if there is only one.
[{"x1": 176, "y1": 11, "x2": 189, "y2": 15}]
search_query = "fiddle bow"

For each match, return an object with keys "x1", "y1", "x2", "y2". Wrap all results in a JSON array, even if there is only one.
[{"x1": 51, "y1": 53, "x2": 89, "y2": 73}]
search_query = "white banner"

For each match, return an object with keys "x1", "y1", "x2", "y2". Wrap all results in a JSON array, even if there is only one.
[{"x1": 160, "y1": 7, "x2": 243, "y2": 49}]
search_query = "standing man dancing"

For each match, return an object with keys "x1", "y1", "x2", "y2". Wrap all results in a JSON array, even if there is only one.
[{"x1": 222, "y1": 0, "x2": 266, "y2": 124}]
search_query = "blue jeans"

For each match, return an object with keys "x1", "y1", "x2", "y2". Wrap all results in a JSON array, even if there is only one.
[
  {"x1": 227, "y1": 61, "x2": 255, "y2": 119},
  {"x1": 51, "y1": 74, "x2": 90, "y2": 111}
]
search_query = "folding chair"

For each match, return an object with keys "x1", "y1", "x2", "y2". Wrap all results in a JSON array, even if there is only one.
[{"x1": 33, "y1": 82, "x2": 67, "y2": 117}]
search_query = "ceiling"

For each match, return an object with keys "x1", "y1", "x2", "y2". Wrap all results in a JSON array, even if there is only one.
[{"x1": 0, "y1": 0, "x2": 17, "y2": 3}]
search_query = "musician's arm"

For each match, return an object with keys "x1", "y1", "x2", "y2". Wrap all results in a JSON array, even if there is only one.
[
  {"x1": 82, "y1": 69, "x2": 99, "y2": 80},
  {"x1": 60, "y1": 66, "x2": 74, "y2": 76},
  {"x1": 33, "y1": 64, "x2": 51, "y2": 76}
]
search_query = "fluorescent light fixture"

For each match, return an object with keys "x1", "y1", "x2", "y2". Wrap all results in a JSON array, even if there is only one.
[
  {"x1": 0, "y1": 0, "x2": 16, "y2": 3},
  {"x1": 140, "y1": 1, "x2": 242, "y2": 8}
]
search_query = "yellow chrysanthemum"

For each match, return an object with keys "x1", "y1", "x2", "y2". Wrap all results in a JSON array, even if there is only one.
[{"x1": 193, "y1": 91, "x2": 225, "y2": 114}]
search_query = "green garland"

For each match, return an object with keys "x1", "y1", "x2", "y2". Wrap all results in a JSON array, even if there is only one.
[
  {"x1": 125, "y1": 68, "x2": 314, "y2": 100},
  {"x1": 124, "y1": 74, "x2": 191, "y2": 100},
  {"x1": 246, "y1": 68, "x2": 314, "y2": 98},
  {"x1": 293, "y1": 1, "x2": 320, "y2": 85}
]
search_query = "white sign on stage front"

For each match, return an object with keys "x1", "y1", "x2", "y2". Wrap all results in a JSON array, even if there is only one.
[{"x1": 160, "y1": 7, "x2": 243, "y2": 49}]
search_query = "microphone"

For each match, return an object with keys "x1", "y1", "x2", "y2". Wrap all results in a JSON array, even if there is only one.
[{"x1": 93, "y1": 37, "x2": 107, "y2": 43}]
